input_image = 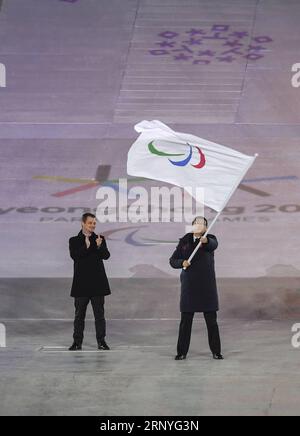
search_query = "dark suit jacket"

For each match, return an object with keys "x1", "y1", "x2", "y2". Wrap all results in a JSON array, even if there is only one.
[
  {"x1": 69, "y1": 231, "x2": 111, "y2": 298},
  {"x1": 169, "y1": 233, "x2": 219, "y2": 313}
]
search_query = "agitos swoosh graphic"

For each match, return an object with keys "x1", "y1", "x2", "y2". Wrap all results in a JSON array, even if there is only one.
[{"x1": 148, "y1": 141, "x2": 206, "y2": 169}]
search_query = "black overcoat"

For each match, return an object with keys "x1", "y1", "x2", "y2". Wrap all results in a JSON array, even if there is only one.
[
  {"x1": 169, "y1": 233, "x2": 219, "y2": 313},
  {"x1": 69, "y1": 231, "x2": 111, "y2": 298}
]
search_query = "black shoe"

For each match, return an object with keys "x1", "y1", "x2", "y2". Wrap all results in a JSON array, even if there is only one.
[
  {"x1": 213, "y1": 353, "x2": 224, "y2": 360},
  {"x1": 69, "y1": 342, "x2": 82, "y2": 351},
  {"x1": 175, "y1": 354, "x2": 186, "y2": 360},
  {"x1": 98, "y1": 340, "x2": 110, "y2": 350}
]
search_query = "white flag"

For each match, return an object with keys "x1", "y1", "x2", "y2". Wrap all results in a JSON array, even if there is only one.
[{"x1": 127, "y1": 120, "x2": 257, "y2": 212}]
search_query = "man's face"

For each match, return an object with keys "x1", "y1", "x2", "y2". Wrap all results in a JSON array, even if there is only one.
[
  {"x1": 192, "y1": 218, "x2": 207, "y2": 235},
  {"x1": 82, "y1": 217, "x2": 96, "y2": 234}
]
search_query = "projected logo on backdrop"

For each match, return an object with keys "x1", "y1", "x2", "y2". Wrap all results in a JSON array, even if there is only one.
[
  {"x1": 149, "y1": 26, "x2": 273, "y2": 65},
  {"x1": 148, "y1": 141, "x2": 206, "y2": 169}
]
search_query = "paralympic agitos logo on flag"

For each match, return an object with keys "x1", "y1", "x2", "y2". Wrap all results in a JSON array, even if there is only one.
[{"x1": 148, "y1": 141, "x2": 206, "y2": 169}]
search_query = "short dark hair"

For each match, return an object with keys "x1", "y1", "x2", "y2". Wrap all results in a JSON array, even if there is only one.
[
  {"x1": 81, "y1": 213, "x2": 96, "y2": 223},
  {"x1": 192, "y1": 216, "x2": 208, "y2": 226}
]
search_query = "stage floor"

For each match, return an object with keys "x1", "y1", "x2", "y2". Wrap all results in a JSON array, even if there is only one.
[{"x1": 0, "y1": 317, "x2": 299, "y2": 416}]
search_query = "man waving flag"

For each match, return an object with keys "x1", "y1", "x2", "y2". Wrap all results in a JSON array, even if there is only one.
[
  {"x1": 127, "y1": 119, "x2": 257, "y2": 213},
  {"x1": 127, "y1": 120, "x2": 258, "y2": 265}
]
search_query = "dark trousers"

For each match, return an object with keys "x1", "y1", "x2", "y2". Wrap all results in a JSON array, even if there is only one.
[
  {"x1": 177, "y1": 311, "x2": 221, "y2": 356},
  {"x1": 73, "y1": 296, "x2": 106, "y2": 345}
]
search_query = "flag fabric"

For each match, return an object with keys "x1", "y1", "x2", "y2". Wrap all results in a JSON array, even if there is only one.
[{"x1": 127, "y1": 120, "x2": 257, "y2": 212}]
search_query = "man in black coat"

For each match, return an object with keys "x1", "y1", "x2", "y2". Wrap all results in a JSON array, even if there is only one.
[
  {"x1": 68, "y1": 213, "x2": 111, "y2": 351},
  {"x1": 170, "y1": 216, "x2": 223, "y2": 360}
]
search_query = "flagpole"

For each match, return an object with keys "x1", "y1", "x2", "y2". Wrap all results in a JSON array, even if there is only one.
[{"x1": 183, "y1": 153, "x2": 259, "y2": 269}]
